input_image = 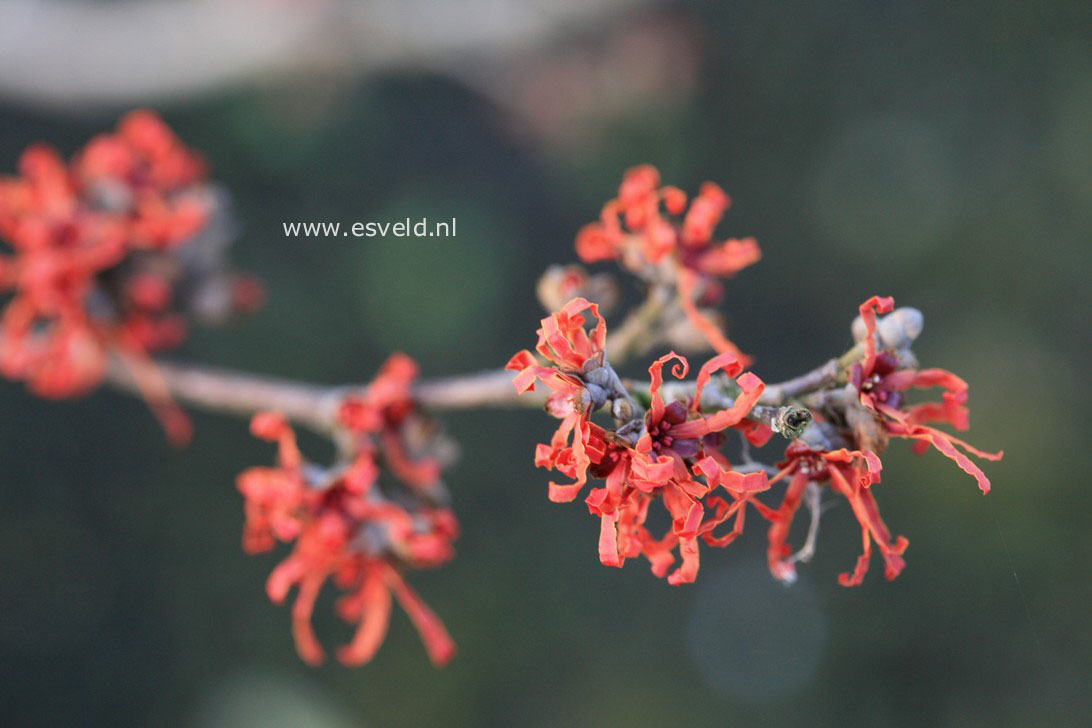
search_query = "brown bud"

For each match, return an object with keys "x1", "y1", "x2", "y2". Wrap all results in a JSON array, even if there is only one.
[{"x1": 536, "y1": 264, "x2": 619, "y2": 315}]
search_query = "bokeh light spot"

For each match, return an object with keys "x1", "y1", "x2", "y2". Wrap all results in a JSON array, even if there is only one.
[{"x1": 687, "y1": 560, "x2": 827, "y2": 702}]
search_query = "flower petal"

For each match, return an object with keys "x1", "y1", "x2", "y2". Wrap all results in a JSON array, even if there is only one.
[
  {"x1": 385, "y1": 566, "x2": 456, "y2": 667},
  {"x1": 857, "y1": 295, "x2": 895, "y2": 376},
  {"x1": 337, "y1": 570, "x2": 392, "y2": 666}
]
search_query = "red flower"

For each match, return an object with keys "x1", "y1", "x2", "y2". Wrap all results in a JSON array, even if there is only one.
[
  {"x1": 506, "y1": 297, "x2": 607, "y2": 502},
  {"x1": 850, "y1": 296, "x2": 1002, "y2": 493},
  {"x1": 0, "y1": 145, "x2": 126, "y2": 397},
  {"x1": 510, "y1": 300, "x2": 772, "y2": 584},
  {"x1": 594, "y1": 351, "x2": 766, "y2": 584},
  {"x1": 73, "y1": 109, "x2": 209, "y2": 250},
  {"x1": 0, "y1": 111, "x2": 260, "y2": 443},
  {"x1": 338, "y1": 353, "x2": 443, "y2": 490},
  {"x1": 764, "y1": 442, "x2": 905, "y2": 587},
  {"x1": 239, "y1": 409, "x2": 457, "y2": 667},
  {"x1": 579, "y1": 415, "x2": 771, "y2": 586},
  {"x1": 574, "y1": 165, "x2": 760, "y2": 363}
]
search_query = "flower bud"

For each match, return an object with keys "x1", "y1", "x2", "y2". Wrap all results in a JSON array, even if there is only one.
[
  {"x1": 536, "y1": 265, "x2": 618, "y2": 315},
  {"x1": 852, "y1": 306, "x2": 924, "y2": 350}
]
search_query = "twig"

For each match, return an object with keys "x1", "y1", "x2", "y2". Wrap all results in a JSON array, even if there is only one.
[
  {"x1": 758, "y1": 306, "x2": 925, "y2": 406},
  {"x1": 758, "y1": 358, "x2": 842, "y2": 407},
  {"x1": 106, "y1": 353, "x2": 821, "y2": 438},
  {"x1": 604, "y1": 283, "x2": 672, "y2": 364},
  {"x1": 786, "y1": 482, "x2": 822, "y2": 568},
  {"x1": 414, "y1": 369, "x2": 545, "y2": 410},
  {"x1": 106, "y1": 355, "x2": 345, "y2": 432},
  {"x1": 105, "y1": 356, "x2": 547, "y2": 433}
]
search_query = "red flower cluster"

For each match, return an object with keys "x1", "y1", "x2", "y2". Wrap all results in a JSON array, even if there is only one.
[
  {"x1": 512, "y1": 294, "x2": 1003, "y2": 588},
  {"x1": 509, "y1": 298, "x2": 770, "y2": 584},
  {"x1": 507, "y1": 297, "x2": 607, "y2": 502},
  {"x1": 574, "y1": 165, "x2": 760, "y2": 362},
  {"x1": 0, "y1": 111, "x2": 260, "y2": 442},
  {"x1": 238, "y1": 355, "x2": 457, "y2": 667},
  {"x1": 338, "y1": 352, "x2": 444, "y2": 494},
  {"x1": 762, "y1": 295, "x2": 1002, "y2": 587},
  {"x1": 848, "y1": 296, "x2": 1003, "y2": 494}
]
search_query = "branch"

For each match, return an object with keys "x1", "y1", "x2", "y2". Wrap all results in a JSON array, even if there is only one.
[
  {"x1": 105, "y1": 356, "x2": 546, "y2": 433},
  {"x1": 758, "y1": 358, "x2": 841, "y2": 407},
  {"x1": 415, "y1": 369, "x2": 545, "y2": 410},
  {"x1": 106, "y1": 356, "x2": 345, "y2": 432},
  {"x1": 604, "y1": 283, "x2": 672, "y2": 364},
  {"x1": 757, "y1": 306, "x2": 925, "y2": 406},
  {"x1": 107, "y1": 353, "x2": 813, "y2": 438},
  {"x1": 106, "y1": 295, "x2": 926, "y2": 436}
]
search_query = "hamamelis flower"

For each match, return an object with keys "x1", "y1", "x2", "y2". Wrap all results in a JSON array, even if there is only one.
[
  {"x1": 506, "y1": 297, "x2": 612, "y2": 502},
  {"x1": 0, "y1": 110, "x2": 260, "y2": 443},
  {"x1": 574, "y1": 165, "x2": 760, "y2": 362},
  {"x1": 510, "y1": 299, "x2": 772, "y2": 584},
  {"x1": 764, "y1": 441, "x2": 905, "y2": 587},
  {"x1": 583, "y1": 351, "x2": 768, "y2": 584},
  {"x1": 238, "y1": 411, "x2": 457, "y2": 667},
  {"x1": 338, "y1": 353, "x2": 446, "y2": 492},
  {"x1": 849, "y1": 296, "x2": 1003, "y2": 493}
]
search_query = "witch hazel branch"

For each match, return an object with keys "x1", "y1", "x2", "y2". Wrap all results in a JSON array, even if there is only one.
[{"x1": 0, "y1": 118, "x2": 1002, "y2": 668}]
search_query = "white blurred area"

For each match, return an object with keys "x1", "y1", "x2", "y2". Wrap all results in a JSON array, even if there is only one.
[
  {"x1": 0, "y1": 0, "x2": 699, "y2": 147},
  {"x1": 189, "y1": 668, "x2": 357, "y2": 728}
]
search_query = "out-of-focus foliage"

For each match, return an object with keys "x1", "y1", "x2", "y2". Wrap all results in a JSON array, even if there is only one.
[{"x1": 0, "y1": 1, "x2": 1088, "y2": 726}]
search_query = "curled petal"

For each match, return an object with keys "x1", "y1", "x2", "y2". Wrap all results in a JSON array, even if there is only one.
[
  {"x1": 337, "y1": 570, "x2": 393, "y2": 666},
  {"x1": 673, "y1": 370, "x2": 764, "y2": 439},
  {"x1": 692, "y1": 456, "x2": 769, "y2": 494},
  {"x1": 719, "y1": 469, "x2": 769, "y2": 494},
  {"x1": 662, "y1": 185, "x2": 687, "y2": 215},
  {"x1": 250, "y1": 411, "x2": 302, "y2": 469},
  {"x1": 680, "y1": 182, "x2": 729, "y2": 248},
  {"x1": 883, "y1": 367, "x2": 967, "y2": 393},
  {"x1": 548, "y1": 480, "x2": 586, "y2": 503},
  {"x1": 862, "y1": 450, "x2": 883, "y2": 487},
  {"x1": 676, "y1": 268, "x2": 752, "y2": 366},
  {"x1": 828, "y1": 463, "x2": 908, "y2": 587},
  {"x1": 506, "y1": 349, "x2": 583, "y2": 397},
  {"x1": 903, "y1": 390, "x2": 969, "y2": 430},
  {"x1": 535, "y1": 297, "x2": 606, "y2": 371},
  {"x1": 766, "y1": 471, "x2": 810, "y2": 583},
  {"x1": 837, "y1": 544, "x2": 874, "y2": 588},
  {"x1": 857, "y1": 295, "x2": 895, "y2": 376},
  {"x1": 619, "y1": 164, "x2": 661, "y2": 203},
  {"x1": 694, "y1": 237, "x2": 761, "y2": 276},
  {"x1": 543, "y1": 415, "x2": 594, "y2": 502},
  {"x1": 575, "y1": 223, "x2": 617, "y2": 263},
  {"x1": 888, "y1": 423, "x2": 1002, "y2": 494},
  {"x1": 666, "y1": 535, "x2": 700, "y2": 585},
  {"x1": 691, "y1": 350, "x2": 745, "y2": 413},
  {"x1": 820, "y1": 448, "x2": 883, "y2": 488},
  {"x1": 113, "y1": 338, "x2": 192, "y2": 446},
  {"x1": 629, "y1": 450, "x2": 675, "y2": 490},
  {"x1": 597, "y1": 513, "x2": 622, "y2": 567},
  {"x1": 385, "y1": 566, "x2": 456, "y2": 667},
  {"x1": 381, "y1": 430, "x2": 441, "y2": 488},
  {"x1": 647, "y1": 351, "x2": 689, "y2": 423},
  {"x1": 291, "y1": 573, "x2": 327, "y2": 666}
]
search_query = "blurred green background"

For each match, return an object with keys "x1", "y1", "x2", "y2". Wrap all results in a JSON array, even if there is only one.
[{"x1": 0, "y1": 1, "x2": 1089, "y2": 726}]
